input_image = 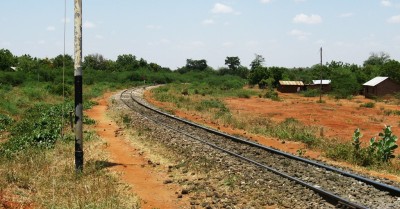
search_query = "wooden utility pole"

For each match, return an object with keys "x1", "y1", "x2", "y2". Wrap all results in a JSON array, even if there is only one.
[
  {"x1": 319, "y1": 47, "x2": 323, "y2": 103},
  {"x1": 74, "y1": 0, "x2": 83, "y2": 172}
]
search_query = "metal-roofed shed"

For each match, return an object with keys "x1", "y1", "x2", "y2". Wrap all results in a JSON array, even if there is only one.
[
  {"x1": 363, "y1": 76, "x2": 400, "y2": 98},
  {"x1": 278, "y1": 80, "x2": 304, "y2": 93},
  {"x1": 312, "y1": 80, "x2": 331, "y2": 85},
  {"x1": 307, "y1": 80, "x2": 332, "y2": 92}
]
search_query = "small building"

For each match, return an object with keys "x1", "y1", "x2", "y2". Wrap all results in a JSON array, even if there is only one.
[
  {"x1": 363, "y1": 76, "x2": 400, "y2": 98},
  {"x1": 278, "y1": 81, "x2": 304, "y2": 93},
  {"x1": 307, "y1": 80, "x2": 332, "y2": 92}
]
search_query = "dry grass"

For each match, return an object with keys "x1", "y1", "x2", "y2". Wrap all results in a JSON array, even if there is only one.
[{"x1": 0, "y1": 131, "x2": 140, "y2": 209}]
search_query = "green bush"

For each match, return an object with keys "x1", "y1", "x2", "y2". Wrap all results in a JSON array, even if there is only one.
[
  {"x1": 360, "y1": 102, "x2": 375, "y2": 108},
  {"x1": 236, "y1": 91, "x2": 252, "y2": 98},
  {"x1": 0, "y1": 114, "x2": 13, "y2": 131},
  {"x1": 195, "y1": 99, "x2": 226, "y2": 112},
  {"x1": 46, "y1": 83, "x2": 73, "y2": 97},
  {"x1": 302, "y1": 89, "x2": 320, "y2": 97},
  {"x1": 1, "y1": 103, "x2": 73, "y2": 155},
  {"x1": 263, "y1": 90, "x2": 279, "y2": 101},
  {"x1": 348, "y1": 127, "x2": 398, "y2": 166}
]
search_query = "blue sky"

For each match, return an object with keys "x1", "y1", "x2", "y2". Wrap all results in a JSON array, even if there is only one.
[{"x1": 1, "y1": 0, "x2": 400, "y2": 70}]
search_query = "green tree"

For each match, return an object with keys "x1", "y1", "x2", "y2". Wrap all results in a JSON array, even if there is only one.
[
  {"x1": 0, "y1": 49, "x2": 16, "y2": 71},
  {"x1": 17, "y1": 54, "x2": 39, "y2": 72},
  {"x1": 186, "y1": 59, "x2": 208, "y2": 71},
  {"x1": 83, "y1": 53, "x2": 111, "y2": 71},
  {"x1": 250, "y1": 54, "x2": 265, "y2": 70},
  {"x1": 331, "y1": 67, "x2": 361, "y2": 98},
  {"x1": 116, "y1": 54, "x2": 139, "y2": 71},
  {"x1": 225, "y1": 56, "x2": 240, "y2": 71},
  {"x1": 248, "y1": 66, "x2": 270, "y2": 87},
  {"x1": 363, "y1": 52, "x2": 390, "y2": 67},
  {"x1": 52, "y1": 54, "x2": 73, "y2": 69},
  {"x1": 269, "y1": 67, "x2": 288, "y2": 87},
  {"x1": 381, "y1": 60, "x2": 400, "y2": 83}
]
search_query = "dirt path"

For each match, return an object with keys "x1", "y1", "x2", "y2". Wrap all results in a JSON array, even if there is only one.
[{"x1": 85, "y1": 92, "x2": 188, "y2": 209}]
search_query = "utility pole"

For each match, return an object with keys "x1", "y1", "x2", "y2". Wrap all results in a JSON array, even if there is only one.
[
  {"x1": 319, "y1": 47, "x2": 323, "y2": 103},
  {"x1": 74, "y1": 0, "x2": 83, "y2": 173}
]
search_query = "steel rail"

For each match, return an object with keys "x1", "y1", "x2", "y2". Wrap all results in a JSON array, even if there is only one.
[
  {"x1": 119, "y1": 88, "x2": 370, "y2": 209},
  {"x1": 126, "y1": 87, "x2": 400, "y2": 197}
]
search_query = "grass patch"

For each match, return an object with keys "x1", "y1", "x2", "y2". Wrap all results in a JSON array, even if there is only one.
[
  {"x1": 0, "y1": 134, "x2": 140, "y2": 208},
  {"x1": 360, "y1": 102, "x2": 375, "y2": 108},
  {"x1": 383, "y1": 109, "x2": 400, "y2": 116},
  {"x1": 302, "y1": 89, "x2": 320, "y2": 97}
]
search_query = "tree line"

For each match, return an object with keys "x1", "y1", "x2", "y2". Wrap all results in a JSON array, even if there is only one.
[{"x1": 1, "y1": 48, "x2": 400, "y2": 98}]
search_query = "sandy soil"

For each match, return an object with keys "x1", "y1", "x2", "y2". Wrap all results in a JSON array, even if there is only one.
[
  {"x1": 86, "y1": 92, "x2": 189, "y2": 209},
  {"x1": 144, "y1": 90, "x2": 400, "y2": 182}
]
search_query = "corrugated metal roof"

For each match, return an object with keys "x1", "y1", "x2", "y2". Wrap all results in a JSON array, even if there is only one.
[
  {"x1": 312, "y1": 80, "x2": 331, "y2": 85},
  {"x1": 363, "y1": 77, "x2": 388, "y2": 87},
  {"x1": 279, "y1": 81, "x2": 304, "y2": 86}
]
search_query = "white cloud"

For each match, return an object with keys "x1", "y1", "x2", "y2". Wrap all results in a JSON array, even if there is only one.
[
  {"x1": 339, "y1": 13, "x2": 354, "y2": 18},
  {"x1": 387, "y1": 15, "x2": 400, "y2": 23},
  {"x1": 46, "y1": 26, "x2": 55, "y2": 31},
  {"x1": 38, "y1": 40, "x2": 46, "y2": 45},
  {"x1": 260, "y1": 0, "x2": 272, "y2": 4},
  {"x1": 381, "y1": 0, "x2": 392, "y2": 7},
  {"x1": 293, "y1": 13, "x2": 322, "y2": 24},
  {"x1": 83, "y1": 21, "x2": 95, "y2": 28},
  {"x1": 289, "y1": 29, "x2": 311, "y2": 40},
  {"x1": 95, "y1": 35, "x2": 104, "y2": 39},
  {"x1": 212, "y1": 3, "x2": 234, "y2": 14},
  {"x1": 202, "y1": 19, "x2": 215, "y2": 25}
]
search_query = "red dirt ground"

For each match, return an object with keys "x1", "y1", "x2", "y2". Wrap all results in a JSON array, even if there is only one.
[
  {"x1": 144, "y1": 90, "x2": 400, "y2": 182},
  {"x1": 86, "y1": 92, "x2": 189, "y2": 209},
  {"x1": 0, "y1": 192, "x2": 34, "y2": 209}
]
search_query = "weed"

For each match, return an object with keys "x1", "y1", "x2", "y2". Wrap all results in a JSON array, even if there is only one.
[
  {"x1": 296, "y1": 149, "x2": 306, "y2": 157},
  {"x1": 0, "y1": 113, "x2": 13, "y2": 131},
  {"x1": 263, "y1": 90, "x2": 280, "y2": 101},
  {"x1": 122, "y1": 114, "x2": 132, "y2": 127},
  {"x1": 360, "y1": 102, "x2": 375, "y2": 108},
  {"x1": 223, "y1": 174, "x2": 238, "y2": 188},
  {"x1": 369, "y1": 126, "x2": 398, "y2": 162},
  {"x1": 383, "y1": 109, "x2": 400, "y2": 116},
  {"x1": 236, "y1": 91, "x2": 251, "y2": 98},
  {"x1": 302, "y1": 89, "x2": 320, "y2": 97}
]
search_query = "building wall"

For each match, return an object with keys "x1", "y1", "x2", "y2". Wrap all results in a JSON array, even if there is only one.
[
  {"x1": 364, "y1": 78, "x2": 400, "y2": 98},
  {"x1": 307, "y1": 84, "x2": 331, "y2": 92},
  {"x1": 278, "y1": 85, "x2": 303, "y2": 93}
]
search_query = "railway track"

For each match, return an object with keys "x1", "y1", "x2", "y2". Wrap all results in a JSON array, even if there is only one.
[{"x1": 120, "y1": 87, "x2": 400, "y2": 208}]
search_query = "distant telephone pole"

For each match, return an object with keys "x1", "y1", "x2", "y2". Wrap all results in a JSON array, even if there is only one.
[
  {"x1": 74, "y1": 0, "x2": 83, "y2": 173},
  {"x1": 319, "y1": 47, "x2": 323, "y2": 103}
]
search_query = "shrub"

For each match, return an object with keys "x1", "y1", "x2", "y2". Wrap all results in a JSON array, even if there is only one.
[
  {"x1": 302, "y1": 89, "x2": 320, "y2": 97},
  {"x1": 1, "y1": 103, "x2": 74, "y2": 155},
  {"x1": 0, "y1": 114, "x2": 13, "y2": 131},
  {"x1": 263, "y1": 90, "x2": 279, "y2": 101},
  {"x1": 369, "y1": 126, "x2": 398, "y2": 162},
  {"x1": 46, "y1": 83, "x2": 73, "y2": 97},
  {"x1": 348, "y1": 126, "x2": 398, "y2": 166},
  {"x1": 360, "y1": 102, "x2": 375, "y2": 108},
  {"x1": 236, "y1": 91, "x2": 251, "y2": 98}
]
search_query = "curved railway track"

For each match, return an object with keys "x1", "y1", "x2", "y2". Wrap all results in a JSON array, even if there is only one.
[{"x1": 120, "y1": 87, "x2": 400, "y2": 208}]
